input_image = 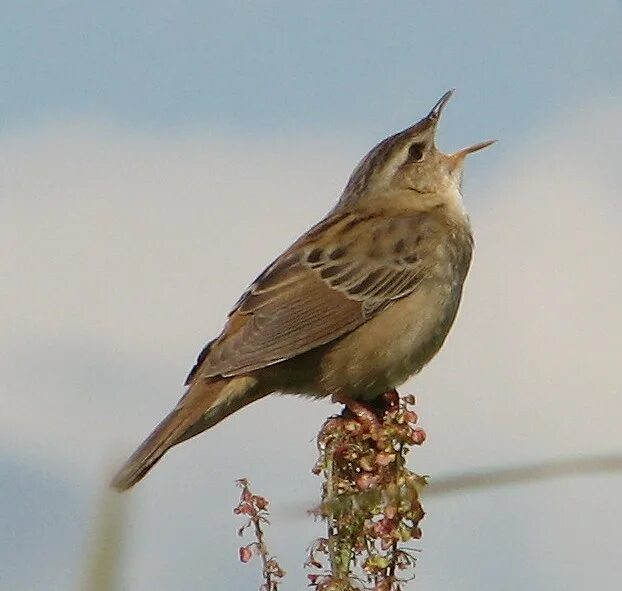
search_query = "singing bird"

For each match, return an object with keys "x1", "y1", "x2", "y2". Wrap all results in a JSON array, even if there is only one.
[{"x1": 112, "y1": 90, "x2": 494, "y2": 490}]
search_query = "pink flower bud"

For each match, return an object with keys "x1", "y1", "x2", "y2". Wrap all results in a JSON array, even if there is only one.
[
  {"x1": 239, "y1": 545, "x2": 253, "y2": 563},
  {"x1": 412, "y1": 428, "x2": 427, "y2": 445},
  {"x1": 254, "y1": 495, "x2": 269, "y2": 510},
  {"x1": 403, "y1": 410, "x2": 418, "y2": 424},
  {"x1": 403, "y1": 394, "x2": 416, "y2": 405},
  {"x1": 385, "y1": 505, "x2": 397, "y2": 519},
  {"x1": 356, "y1": 473, "x2": 380, "y2": 490},
  {"x1": 375, "y1": 451, "x2": 395, "y2": 466},
  {"x1": 373, "y1": 579, "x2": 392, "y2": 591}
]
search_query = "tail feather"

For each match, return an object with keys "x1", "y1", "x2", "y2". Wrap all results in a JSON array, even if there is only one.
[
  {"x1": 111, "y1": 377, "x2": 259, "y2": 491},
  {"x1": 110, "y1": 405, "x2": 191, "y2": 491},
  {"x1": 110, "y1": 376, "x2": 268, "y2": 491}
]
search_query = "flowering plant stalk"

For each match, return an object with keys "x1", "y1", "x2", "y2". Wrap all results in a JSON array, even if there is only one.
[
  {"x1": 306, "y1": 392, "x2": 427, "y2": 591},
  {"x1": 234, "y1": 392, "x2": 425, "y2": 591},
  {"x1": 234, "y1": 478, "x2": 286, "y2": 591}
]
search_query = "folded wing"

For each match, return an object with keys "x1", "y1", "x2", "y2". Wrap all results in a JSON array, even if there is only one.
[{"x1": 186, "y1": 210, "x2": 439, "y2": 381}]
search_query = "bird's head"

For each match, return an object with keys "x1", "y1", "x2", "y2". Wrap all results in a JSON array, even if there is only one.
[{"x1": 339, "y1": 90, "x2": 495, "y2": 209}]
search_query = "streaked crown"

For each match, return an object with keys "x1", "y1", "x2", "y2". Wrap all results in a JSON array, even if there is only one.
[{"x1": 338, "y1": 90, "x2": 494, "y2": 208}]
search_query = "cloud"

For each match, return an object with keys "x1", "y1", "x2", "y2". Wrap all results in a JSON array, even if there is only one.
[
  {"x1": 1, "y1": 98, "x2": 621, "y2": 589},
  {"x1": 0, "y1": 123, "x2": 353, "y2": 464}
]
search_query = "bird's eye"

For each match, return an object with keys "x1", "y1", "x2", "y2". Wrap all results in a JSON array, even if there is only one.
[{"x1": 408, "y1": 142, "x2": 425, "y2": 162}]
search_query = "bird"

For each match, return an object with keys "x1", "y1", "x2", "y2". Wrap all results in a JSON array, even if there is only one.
[{"x1": 111, "y1": 90, "x2": 494, "y2": 491}]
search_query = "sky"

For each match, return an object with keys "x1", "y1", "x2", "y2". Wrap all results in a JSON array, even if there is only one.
[{"x1": 1, "y1": 2, "x2": 622, "y2": 590}]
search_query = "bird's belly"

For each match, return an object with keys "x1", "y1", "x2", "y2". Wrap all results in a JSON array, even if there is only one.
[{"x1": 317, "y1": 279, "x2": 463, "y2": 400}]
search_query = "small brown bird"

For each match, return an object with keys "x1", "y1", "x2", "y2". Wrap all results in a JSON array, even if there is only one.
[{"x1": 112, "y1": 90, "x2": 494, "y2": 490}]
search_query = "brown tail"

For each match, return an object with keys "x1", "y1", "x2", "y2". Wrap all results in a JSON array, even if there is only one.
[{"x1": 111, "y1": 376, "x2": 262, "y2": 491}]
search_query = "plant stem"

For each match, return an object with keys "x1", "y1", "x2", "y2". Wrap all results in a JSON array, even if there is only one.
[
  {"x1": 251, "y1": 515, "x2": 274, "y2": 590},
  {"x1": 325, "y1": 435, "x2": 352, "y2": 580}
]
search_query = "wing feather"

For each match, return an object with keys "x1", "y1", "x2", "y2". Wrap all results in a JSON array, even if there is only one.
[{"x1": 186, "y1": 210, "x2": 440, "y2": 380}]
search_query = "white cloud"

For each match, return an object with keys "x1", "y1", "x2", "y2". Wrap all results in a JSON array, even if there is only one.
[{"x1": 1, "y1": 100, "x2": 621, "y2": 590}]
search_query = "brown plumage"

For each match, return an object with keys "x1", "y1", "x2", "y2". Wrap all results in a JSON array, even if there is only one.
[{"x1": 111, "y1": 90, "x2": 494, "y2": 491}]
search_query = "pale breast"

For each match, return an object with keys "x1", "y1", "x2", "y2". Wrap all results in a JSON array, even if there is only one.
[
  {"x1": 265, "y1": 201, "x2": 473, "y2": 401},
  {"x1": 315, "y1": 274, "x2": 463, "y2": 399}
]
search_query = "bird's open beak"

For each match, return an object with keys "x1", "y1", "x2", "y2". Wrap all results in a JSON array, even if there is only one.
[
  {"x1": 421, "y1": 90, "x2": 497, "y2": 158},
  {"x1": 451, "y1": 139, "x2": 497, "y2": 160},
  {"x1": 428, "y1": 89, "x2": 455, "y2": 121}
]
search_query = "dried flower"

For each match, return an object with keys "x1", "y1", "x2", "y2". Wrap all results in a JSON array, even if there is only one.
[{"x1": 234, "y1": 479, "x2": 285, "y2": 591}]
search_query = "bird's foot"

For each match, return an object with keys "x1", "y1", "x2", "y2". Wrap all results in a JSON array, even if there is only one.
[
  {"x1": 331, "y1": 389, "x2": 401, "y2": 432},
  {"x1": 331, "y1": 392, "x2": 382, "y2": 432}
]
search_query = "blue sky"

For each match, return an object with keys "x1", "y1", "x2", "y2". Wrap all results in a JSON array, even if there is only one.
[
  {"x1": 3, "y1": 1, "x2": 621, "y2": 138},
  {"x1": 2, "y1": 2, "x2": 622, "y2": 591}
]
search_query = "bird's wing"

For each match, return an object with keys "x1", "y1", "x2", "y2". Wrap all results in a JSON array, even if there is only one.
[{"x1": 186, "y1": 209, "x2": 441, "y2": 381}]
